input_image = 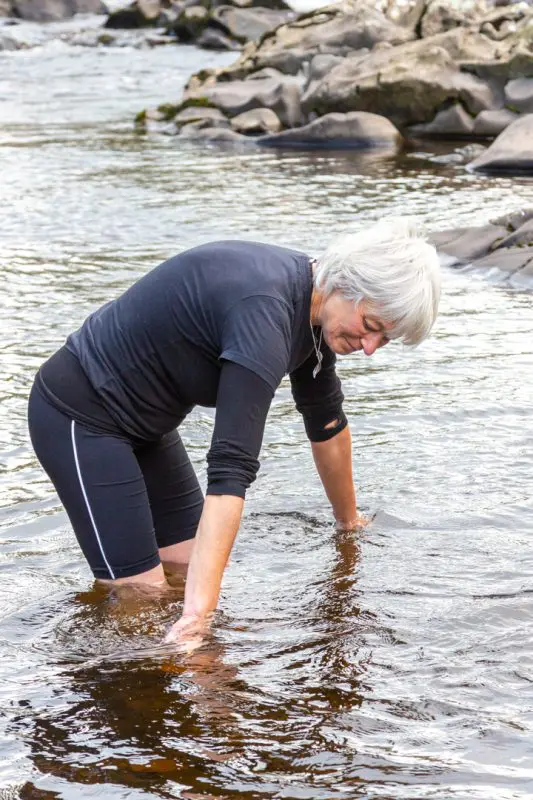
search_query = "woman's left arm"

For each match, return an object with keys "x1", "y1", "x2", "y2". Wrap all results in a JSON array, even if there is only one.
[{"x1": 310, "y1": 424, "x2": 360, "y2": 530}]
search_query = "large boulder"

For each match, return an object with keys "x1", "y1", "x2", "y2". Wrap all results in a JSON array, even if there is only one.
[
  {"x1": 183, "y1": 69, "x2": 302, "y2": 127},
  {"x1": 210, "y1": 5, "x2": 292, "y2": 43},
  {"x1": 214, "y1": 0, "x2": 416, "y2": 79},
  {"x1": 258, "y1": 111, "x2": 403, "y2": 148},
  {"x1": 12, "y1": 0, "x2": 106, "y2": 21},
  {"x1": 472, "y1": 107, "x2": 520, "y2": 136},
  {"x1": 469, "y1": 113, "x2": 533, "y2": 172},
  {"x1": 302, "y1": 29, "x2": 501, "y2": 128}
]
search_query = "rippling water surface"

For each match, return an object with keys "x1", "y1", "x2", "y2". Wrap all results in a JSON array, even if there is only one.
[{"x1": 1, "y1": 17, "x2": 533, "y2": 799}]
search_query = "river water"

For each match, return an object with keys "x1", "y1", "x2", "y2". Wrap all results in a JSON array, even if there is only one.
[{"x1": 1, "y1": 16, "x2": 533, "y2": 800}]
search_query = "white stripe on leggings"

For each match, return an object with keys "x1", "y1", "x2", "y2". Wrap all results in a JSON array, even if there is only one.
[{"x1": 70, "y1": 420, "x2": 115, "y2": 580}]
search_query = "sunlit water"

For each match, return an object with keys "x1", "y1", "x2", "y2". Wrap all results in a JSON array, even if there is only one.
[{"x1": 1, "y1": 16, "x2": 533, "y2": 800}]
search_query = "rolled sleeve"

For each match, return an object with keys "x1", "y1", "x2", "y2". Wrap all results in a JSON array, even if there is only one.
[{"x1": 289, "y1": 339, "x2": 347, "y2": 443}]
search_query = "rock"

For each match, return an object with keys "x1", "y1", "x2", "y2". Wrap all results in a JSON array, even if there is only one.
[
  {"x1": 411, "y1": 103, "x2": 475, "y2": 137},
  {"x1": 258, "y1": 111, "x2": 403, "y2": 149},
  {"x1": 461, "y1": 47, "x2": 533, "y2": 83},
  {"x1": 428, "y1": 223, "x2": 509, "y2": 263},
  {"x1": 172, "y1": 5, "x2": 209, "y2": 41},
  {"x1": 219, "y1": 0, "x2": 415, "y2": 78},
  {"x1": 196, "y1": 28, "x2": 239, "y2": 49},
  {"x1": 303, "y1": 53, "x2": 345, "y2": 92},
  {"x1": 302, "y1": 30, "x2": 500, "y2": 128},
  {"x1": 504, "y1": 77, "x2": 533, "y2": 113},
  {"x1": 472, "y1": 247, "x2": 533, "y2": 273},
  {"x1": 430, "y1": 211, "x2": 533, "y2": 285},
  {"x1": 210, "y1": 6, "x2": 293, "y2": 43},
  {"x1": 419, "y1": 0, "x2": 474, "y2": 39},
  {"x1": 230, "y1": 106, "x2": 281, "y2": 133},
  {"x1": 469, "y1": 113, "x2": 533, "y2": 172},
  {"x1": 473, "y1": 107, "x2": 519, "y2": 135},
  {"x1": 12, "y1": 0, "x2": 106, "y2": 22},
  {"x1": 490, "y1": 208, "x2": 533, "y2": 231},
  {"x1": 105, "y1": 0, "x2": 166, "y2": 29},
  {"x1": 174, "y1": 105, "x2": 227, "y2": 126},
  {"x1": 0, "y1": 32, "x2": 18, "y2": 48},
  {"x1": 211, "y1": 0, "x2": 291, "y2": 9},
  {"x1": 493, "y1": 218, "x2": 533, "y2": 248},
  {"x1": 183, "y1": 70, "x2": 301, "y2": 127}
]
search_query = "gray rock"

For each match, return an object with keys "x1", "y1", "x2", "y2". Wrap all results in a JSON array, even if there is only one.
[
  {"x1": 0, "y1": 32, "x2": 18, "y2": 48},
  {"x1": 504, "y1": 77, "x2": 533, "y2": 113},
  {"x1": 419, "y1": 0, "x2": 474, "y2": 39},
  {"x1": 211, "y1": 0, "x2": 291, "y2": 9},
  {"x1": 220, "y1": 0, "x2": 415, "y2": 78},
  {"x1": 173, "y1": 4, "x2": 209, "y2": 40},
  {"x1": 493, "y1": 218, "x2": 533, "y2": 248},
  {"x1": 174, "y1": 106, "x2": 227, "y2": 126},
  {"x1": 473, "y1": 108, "x2": 519, "y2": 136},
  {"x1": 105, "y1": 0, "x2": 165, "y2": 28},
  {"x1": 184, "y1": 72, "x2": 301, "y2": 128},
  {"x1": 490, "y1": 208, "x2": 533, "y2": 231},
  {"x1": 411, "y1": 103, "x2": 475, "y2": 137},
  {"x1": 258, "y1": 111, "x2": 402, "y2": 149},
  {"x1": 469, "y1": 113, "x2": 533, "y2": 172},
  {"x1": 230, "y1": 107, "x2": 281, "y2": 133},
  {"x1": 429, "y1": 227, "x2": 471, "y2": 251},
  {"x1": 472, "y1": 247, "x2": 533, "y2": 273},
  {"x1": 211, "y1": 5, "x2": 292, "y2": 43},
  {"x1": 13, "y1": 0, "x2": 106, "y2": 21},
  {"x1": 196, "y1": 27, "x2": 239, "y2": 49},
  {"x1": 302, "y1": 30, "x2": 500, "y2": 128},
  {"x1": 304, "y1": 53, "x2": 345, "y2": 93},
  {"x1": 429, "y1": 224, "x2": 509, "y2": 263}
]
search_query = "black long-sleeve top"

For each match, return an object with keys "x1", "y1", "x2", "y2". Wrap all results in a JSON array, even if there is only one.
[{"x1": 38, "y1": 241, "x2": 347, "y2": 498}]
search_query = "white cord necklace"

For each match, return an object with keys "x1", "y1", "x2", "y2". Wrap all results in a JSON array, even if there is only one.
[
  {"x1": 311, "y1": 322, "x2": 323, "y2": 379},
  {"x1": 309, "y1": 257, "x2": 323, "y2": 378}
]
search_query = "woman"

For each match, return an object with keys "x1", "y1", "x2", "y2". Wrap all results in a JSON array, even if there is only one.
[{"x1": 28, "y1": 218, "x2": 441, "y2": 642}]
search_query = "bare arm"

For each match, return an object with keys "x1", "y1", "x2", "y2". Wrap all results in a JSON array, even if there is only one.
[
  {"x1": 311, "y1": 423, "x2": 362, "y2": 529},
  {"x1": 183, "y1": 494, "x2": 243, "y2": 617},
  {"x1": 164, "y1": 494, "x2": 243, "y2": 642}
]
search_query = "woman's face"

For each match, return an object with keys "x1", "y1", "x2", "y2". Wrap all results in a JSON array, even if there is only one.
[{"x1": 318, "y1": 294, "x2": 394, "y2": 356}]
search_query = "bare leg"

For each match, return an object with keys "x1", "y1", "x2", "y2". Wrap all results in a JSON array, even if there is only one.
[
  {"x1": 159, "y1": 537, "x2": 195, "y2": 566},
  {"x1": 97, "y1": 562, "x2": 167, "y2": 588}
]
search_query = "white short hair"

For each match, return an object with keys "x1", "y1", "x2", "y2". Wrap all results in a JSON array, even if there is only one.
[{"x1": 314, "y1": 218, "x2": 442, "y2": 346}]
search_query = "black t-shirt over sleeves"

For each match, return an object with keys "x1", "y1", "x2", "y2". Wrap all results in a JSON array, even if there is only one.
[
  {"x1": 289, "y1": 334, "x2": 347, "y2": 443},
  {"x1": 220, "y1": 295, "x2": 293, "y2": 393}
]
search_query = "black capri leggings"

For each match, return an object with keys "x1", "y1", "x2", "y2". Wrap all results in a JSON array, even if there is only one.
[{"x1": 28, "y1": 384, "x2": 204, "y2": 580}]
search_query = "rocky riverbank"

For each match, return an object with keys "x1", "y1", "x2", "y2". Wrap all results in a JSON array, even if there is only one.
[
  {"x1": 135, "y1": 0, "x2": 533, "y2": 171},
  {"x1": 430, "y1": 208, "x2": 533, "y2": 286}
]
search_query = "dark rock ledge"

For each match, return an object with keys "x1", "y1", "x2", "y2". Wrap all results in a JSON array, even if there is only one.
[
  {"x1": 430, "y1": 209, "x2": 533, "y2": 288},
  {"x1": 135, "y1": 0, "x2": 533, "y2": 169}
]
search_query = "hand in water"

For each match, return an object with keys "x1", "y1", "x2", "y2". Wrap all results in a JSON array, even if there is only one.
[
  {"x1": 163, "y1": 613, "x2": 212, "y2": 653},
  {"x1": 335, "y1": 513, "x2": 370, "y2": 532}
]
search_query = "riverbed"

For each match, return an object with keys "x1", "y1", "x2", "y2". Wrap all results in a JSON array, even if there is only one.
[{"x1": 1, "y1": 16, "x2": 533, "y2": 799}]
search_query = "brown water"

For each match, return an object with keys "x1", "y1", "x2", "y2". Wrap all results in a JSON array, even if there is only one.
[{"x1": 1, "y1": 16, "x2": 533, "y2": 799}]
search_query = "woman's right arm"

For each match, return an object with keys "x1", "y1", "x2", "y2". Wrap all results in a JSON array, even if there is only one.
[{"x1": 165, "y1": 360, "x2": 274, "y2": 643}]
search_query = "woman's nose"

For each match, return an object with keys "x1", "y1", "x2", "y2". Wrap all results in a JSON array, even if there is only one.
[{"x1": 362, "y1": 333, "x2": 383, "y2": 356}]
